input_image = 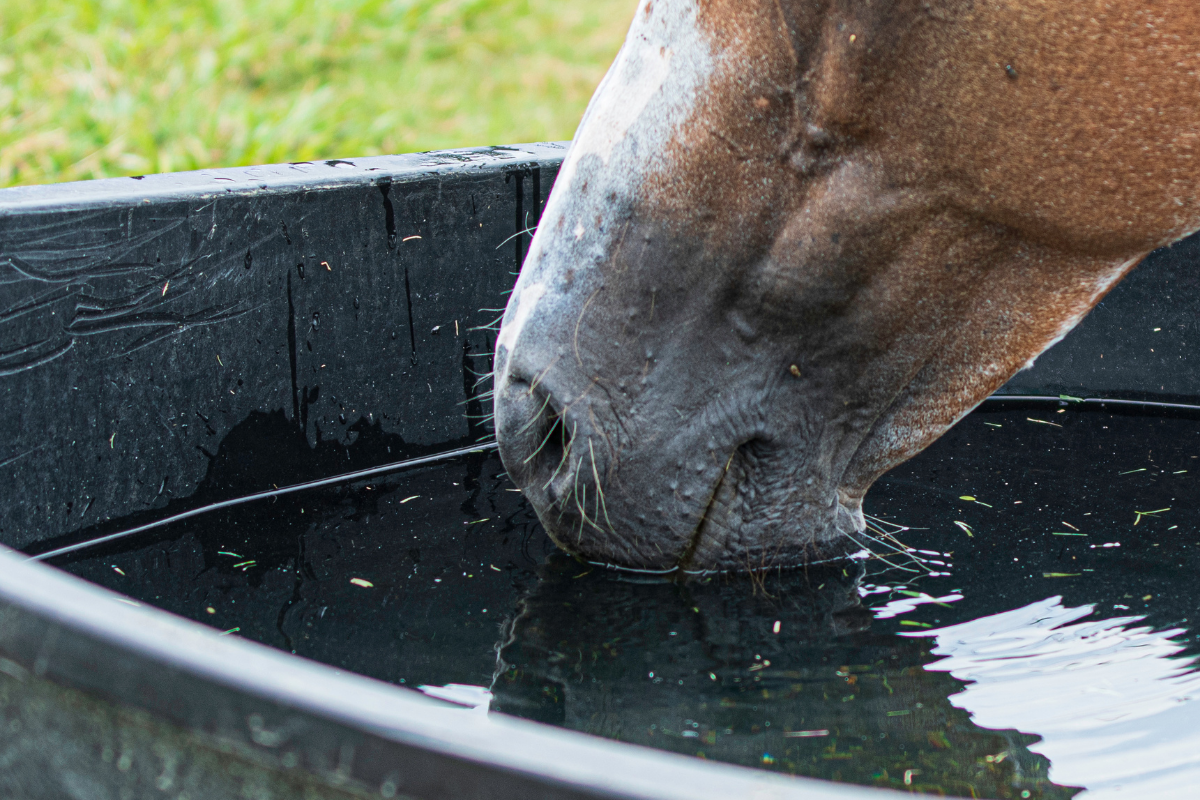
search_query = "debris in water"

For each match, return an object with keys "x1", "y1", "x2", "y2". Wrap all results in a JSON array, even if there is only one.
[
  {"x1": 1134, "y1": 508, "x2": 1170, "y2": 525},
  {"x1": 350, "y1": 577, "x2": 374, "y2": 588},
  {"x1": 959, "y1": 496, "x2": 993, "y2": 507}
]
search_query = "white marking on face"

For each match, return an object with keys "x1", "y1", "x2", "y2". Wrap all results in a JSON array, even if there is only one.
[
  {"x1": 497, "y1": 282, "x2": 547, "y2": 353},
  {"x1": 546, "y1": 0, "x2": 715, "y2": 204},
  {"x1": 501, "y1": 0, "x2": 715, "y2": 359},
  {"x1": 572, "y1": 46, "x2": 672, "y2": 169}
]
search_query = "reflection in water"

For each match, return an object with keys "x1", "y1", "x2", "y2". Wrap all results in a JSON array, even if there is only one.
[
  {"x1": 490, "y1": 555, "x2": 1071, "y2": 799},
  {"x1": 914, "y1": 597, "x2": 1200, "y2": 799}
]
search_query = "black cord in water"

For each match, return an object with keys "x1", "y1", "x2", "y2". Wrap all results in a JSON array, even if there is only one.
[
  {"x1": 987, "y1": 395, "x2": 1200, "y2": 413},
  {"x1": 30, "y1": 442, "x2": 500, "y2": 562}
]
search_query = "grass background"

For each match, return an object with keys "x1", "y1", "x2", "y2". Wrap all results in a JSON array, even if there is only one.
[{"x1": 0, "y1": 0, "x2": 635, "y2": 187}]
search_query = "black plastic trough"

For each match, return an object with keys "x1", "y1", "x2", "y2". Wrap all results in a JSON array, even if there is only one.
[{"x1": 0, "y1": 143, "x2": 1197, "y2": 799}]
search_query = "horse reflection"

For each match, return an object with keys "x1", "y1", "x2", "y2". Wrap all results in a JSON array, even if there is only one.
[{"x1": 491, "y1": 556, "x2": 1073, "y2": 798}]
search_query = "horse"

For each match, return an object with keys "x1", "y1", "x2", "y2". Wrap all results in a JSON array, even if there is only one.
[{"x1": 492, "y1": 0, "x2": 1200, "y2": 573}]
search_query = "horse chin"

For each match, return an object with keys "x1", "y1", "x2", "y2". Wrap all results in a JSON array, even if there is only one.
[
  {"x1": 673, "y1": 452, "x2": 866, "y2": 573},
  {"x1": 522, "y1": 441, "x2": 867, "y2": 575}
]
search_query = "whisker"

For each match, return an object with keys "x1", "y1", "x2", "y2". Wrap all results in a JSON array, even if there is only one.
[
  {"x1": 494, "y1": 225, "x2": 539, "y2": 250},
  {"x1": 845, "y1": 528, "x2": 930, "y2": 575},
  {"x1": 589, "y1": 440, "x2": 616, "y2": 533},
  {"x1": 521, "y1": 417, "x2": 560, "y2": 465},
  {"x1": 542, "y1": 422, "x2": 575, "y2": 491},
  {"x1": 517, "y1": 393, "x2": 554, "y2": 435},
  {"x1": 469, "y1": 315, "x2": 504, "y2": 332}
]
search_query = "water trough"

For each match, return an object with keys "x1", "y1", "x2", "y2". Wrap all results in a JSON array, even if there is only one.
[{"x1": 1, "y1": 143, "x2": 1198, "y2": 799}]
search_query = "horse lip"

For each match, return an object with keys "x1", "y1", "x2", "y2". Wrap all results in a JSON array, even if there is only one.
[{"x1": 674, "y1": 448, "x2": 736, "y2": 572}]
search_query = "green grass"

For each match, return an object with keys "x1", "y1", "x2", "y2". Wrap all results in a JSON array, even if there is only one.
[{"x1": 0, "y1": 0, "x2": 634, "y2": 187}]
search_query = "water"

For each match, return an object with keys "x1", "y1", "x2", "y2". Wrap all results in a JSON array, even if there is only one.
[{"x1": 50, "y1": 402, "x2": 1200, "y2": 799}]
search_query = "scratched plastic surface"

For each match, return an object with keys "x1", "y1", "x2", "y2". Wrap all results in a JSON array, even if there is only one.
[{"x1": 54, "y1": 403, "x2": 1200, "y2": 799}]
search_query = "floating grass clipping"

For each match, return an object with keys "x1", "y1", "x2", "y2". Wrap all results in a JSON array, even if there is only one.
[
  {"x1": 959, "y1": 495, "x2": 993, "y2": 508},
  {"x1": 350, "y1": 577, "x2": 374, "y2": 588},
  {"x1": 1026, "y1": 417, "x2": 1063, "y2": 428},
  {"x1": 1134, "y1": 508, "x2": 1171, "y2": 525},
  {"x1": 1043, "y1": 572, "x2": 1081, "y2": 578},
  {"x1": 953, "y1": 520, "x2": 974, "y2": 538},
  {"x1": 1119, "y1": 468, "x2": 1148, "y2": 475}
]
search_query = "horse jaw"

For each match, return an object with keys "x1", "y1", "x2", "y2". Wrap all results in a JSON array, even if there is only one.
[{"x1": 494, "y1": 0, "x2": 1188, "y2": 572}]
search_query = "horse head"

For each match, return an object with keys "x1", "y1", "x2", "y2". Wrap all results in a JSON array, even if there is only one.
[{"x1": 494, "y1": 0, "x2": 1200, "y2": 571}]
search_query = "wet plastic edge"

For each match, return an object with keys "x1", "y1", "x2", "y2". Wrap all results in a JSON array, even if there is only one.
[{"x1": 0, "y1": 545, "x2": 901, "y2": 800}]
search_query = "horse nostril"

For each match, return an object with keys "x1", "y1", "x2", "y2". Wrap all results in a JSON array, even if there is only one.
[
  {"x1": 526, "y1": 406, "x2": 571, "y2": 484},
  {"x1": 502, "y1": 378, "x2": 573, "y2": 491},
  {"x1": 540, "y1": 413, "x2": 572, "y2": 503}
]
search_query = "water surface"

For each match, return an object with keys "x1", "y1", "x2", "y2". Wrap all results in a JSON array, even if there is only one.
[{"x1": 53, "y1": 403, "x2": 1200, "y2": 798}]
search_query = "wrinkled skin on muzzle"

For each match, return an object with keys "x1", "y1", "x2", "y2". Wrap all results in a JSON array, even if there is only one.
[{"x1": 494, "y1": 0, "x2": 1200, "y2": 571}]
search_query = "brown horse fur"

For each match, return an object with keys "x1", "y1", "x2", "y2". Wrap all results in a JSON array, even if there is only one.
[{"x1": 492, "y1": 0, "x2": 1200, "y2": 573}]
